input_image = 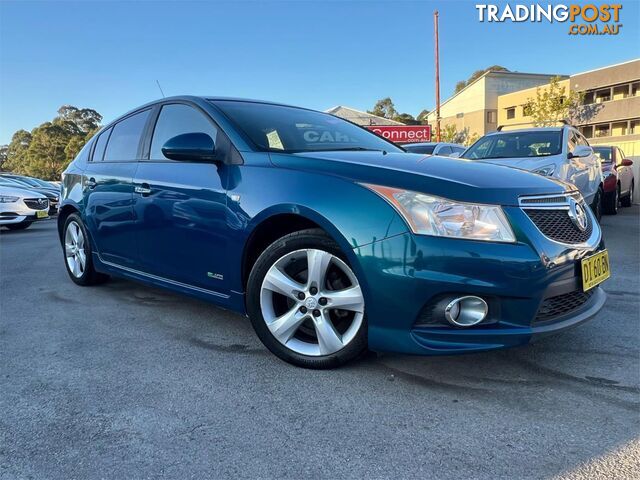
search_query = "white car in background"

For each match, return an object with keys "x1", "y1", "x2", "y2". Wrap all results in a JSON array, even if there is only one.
[
  {"x1": 0, "y1": 186, "x2": 49, "y2": 230},
  {"x1": 462, "y1": 125, "x2": 603, "y2": 219}
]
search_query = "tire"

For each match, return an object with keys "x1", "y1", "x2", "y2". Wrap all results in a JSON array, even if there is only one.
[
  {"x1": 247, "y1": 228, "x2": 367, "y2": 369},
  {"x1": 590, "y1": 186, "x2": 603, "y2": 223},
  {"x1": 62, "y1": 213, "x2": 109, "y2": 286},
  {"x1": 5, "y1": 222, "x2": 32, "y2": 230},
  {"x1": 621, "y1": 181, "x2": 634, "y2": 208},
  {"x1": 602, "y1": 186, "x2": 618, "y2": 215}
]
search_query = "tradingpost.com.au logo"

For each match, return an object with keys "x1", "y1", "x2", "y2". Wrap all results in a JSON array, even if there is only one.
[{"x1": 475, "y1": 3, "x2": 623, "y2": 35}]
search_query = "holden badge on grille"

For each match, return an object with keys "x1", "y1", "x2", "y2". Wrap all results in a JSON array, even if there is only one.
[{"x1": 568, "y1": 198, "x2": 588, "y2": 232}]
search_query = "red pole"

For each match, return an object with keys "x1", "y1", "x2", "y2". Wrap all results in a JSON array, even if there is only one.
[{"x1": 434, "y1": 10, "x2": 441, "y2": 142}]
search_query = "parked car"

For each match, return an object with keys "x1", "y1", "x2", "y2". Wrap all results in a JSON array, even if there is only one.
[
  {"x1": 58, "y1": 97, "x2": 607, "y2": 368},
  {"x1": 403, "y1": 142, "x2": 466, "y2": 157},
  {"x1": 0, "y1": 185, "x2": 49, "y2": 230},
  {"x1": 0, "y1": 176, "x2": 59, "y2": 214},
  {"x1": 462, "y1": 126, "x2": 603, "y2": 220},
  {"x1": 592, "y1": 146, "x2": 635, "y2": 214}
]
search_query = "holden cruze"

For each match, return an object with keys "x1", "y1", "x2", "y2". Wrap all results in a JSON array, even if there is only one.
[{"x1": 58, "y1": 97, "x2": 609, "y2": 368}]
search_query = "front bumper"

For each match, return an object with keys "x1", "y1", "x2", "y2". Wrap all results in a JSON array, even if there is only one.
[{"x1": 356, "y1": 206, "x2": 606, "y2": 355}]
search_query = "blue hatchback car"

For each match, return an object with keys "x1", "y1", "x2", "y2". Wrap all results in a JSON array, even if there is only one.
[{"x1": 58, "y1": 97, "x2": 608, "y2": 368}]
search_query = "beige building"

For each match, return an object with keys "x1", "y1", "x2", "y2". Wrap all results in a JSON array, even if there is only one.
[
  {"x1": 426, "y1": 70, "x2": 565, "y2": 141},
  {"x1": 497, "y1": 59, "x2": 640, "y2": 157}
]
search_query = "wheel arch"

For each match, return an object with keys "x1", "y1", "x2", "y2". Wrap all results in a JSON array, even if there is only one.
[
  {"x1": 57, "y1": 203, "x2": 80, "y2": 243},
  {"x1": 240, "y1": 206, "x2": 361, "y2": 291}
]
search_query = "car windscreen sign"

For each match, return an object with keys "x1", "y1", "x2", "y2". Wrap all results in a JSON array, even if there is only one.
[{"x1": 365, "y1": 125, "x2": 431, "y2": 144}]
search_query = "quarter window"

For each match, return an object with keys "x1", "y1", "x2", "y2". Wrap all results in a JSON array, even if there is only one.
[
  {"x1": 150, "y1": 104, "x2": 218, "y2": 160},
  {"x1": 103, "y1": 109, "x2": 150, "y2": 162}
]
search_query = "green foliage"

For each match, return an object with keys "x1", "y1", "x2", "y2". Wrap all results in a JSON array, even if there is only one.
[
  {"x1": 368, "y1": 98, "x2": 428, "y2": 125},
  {"x1": 1, "y1": 105, "x2": 102, "y2": 180},
  {"x1": 455, "y1": 65, "x2": 510, "y2": 93},
  {"x1": 439, "y1": 124, "x2": 479, "y2": 146},
  {"x1": 523, "y1": 76, "x2": 583, "y2": 127}
]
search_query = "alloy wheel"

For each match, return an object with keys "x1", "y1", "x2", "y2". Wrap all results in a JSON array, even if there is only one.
[
  {"x1": 259, "y1": 249, "x2": 364, "y2": 356},
  {"x1": 65, "y1": 220, "x2": 86, "y2": 278}
]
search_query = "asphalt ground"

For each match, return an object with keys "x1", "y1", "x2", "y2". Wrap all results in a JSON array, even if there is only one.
[{"x1": 1, "y1": 207, "x2": 639, "y2": 479}]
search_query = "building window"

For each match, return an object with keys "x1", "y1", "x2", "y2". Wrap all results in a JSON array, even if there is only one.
[
  {"x1": 611, "y1": 121, "x2": 627, "y2": 137},
  {"x1": 456, "y1": 112, "x2": 464, "y2": 118},
  {"x1": 632, "y1": 83, "x2": 639, "y2": 97},
  {"x1": 582, "y1": 91, "x2": 595, "y2": 105},
  {"x1": 506, "y1": 108, "x2": 515, "y2": 120},
  {"x1": 487, "y1": 111, "x2": 497, "y2": 123},
  {"x1": 595, "y1": 89, "x2": 611, "y2": 103},
  {"x1": 613, "y1": 84, "x2": 628, "y2": 100},
  {"x1": 594, "y1": 124, "x2": 610, "y2": 138},
  {"x1": 580, "y1": 126, "x2": 594, "y2": 138},
  {"x1": 630, "y1": 120, "x2": 638, "y2": 134}
]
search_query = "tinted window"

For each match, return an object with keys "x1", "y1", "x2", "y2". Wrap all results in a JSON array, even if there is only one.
[
  {"x1": 150, "y1": 104, "x2": 218, "y2": 160},
  {"x1": 465, "y1": 131, "x2": 562, "y2": 160},
  {"x1": 439, "y1": 146, "x2": 452, "y2": 155},
  {"x1": 104, "y1": 110, "x2": 150, "y2": 161},
  {"x1": 92, "y1": 128, "x2": 111, "y2": 162},
  {"x1": 404, "y1": 145, "x2": 436, "y2": 154},
  {"x1": 452, "y1": 146, "x2": 465, "y2": 154},
  {"x1": 212, "y1": 101, "x2": 402, "y2": 154}
]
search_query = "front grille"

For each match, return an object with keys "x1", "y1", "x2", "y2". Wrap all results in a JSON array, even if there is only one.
[
  {"x1": 24, "y1": 198, "x2": 49, "y2": 210},
  {"x1": 525, "y1": 209, "x2": 592, "y2": 244},
  {"x1": 534, "y1": 289, "x2": 596, "y2": 323}
]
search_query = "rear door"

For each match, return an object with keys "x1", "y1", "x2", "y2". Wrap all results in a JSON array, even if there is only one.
[
  {"x1": 617, "y1": 148, "x2": 632, "y2": 194},
  {"x1": 83, "y1": 109, "x2": 151, "y2": 267},
  {"x1": 133, "y1": 102, "x2": 230, "y2": 293}
]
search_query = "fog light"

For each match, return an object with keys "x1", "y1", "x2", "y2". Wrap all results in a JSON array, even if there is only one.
[{"x1": 444, "y1": 296, "x2": 488, "y2": 327}]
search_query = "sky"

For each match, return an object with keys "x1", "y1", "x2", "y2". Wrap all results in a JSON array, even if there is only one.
[{"x1": 0, "y1": 0, "x2": 638, "y2": 144}]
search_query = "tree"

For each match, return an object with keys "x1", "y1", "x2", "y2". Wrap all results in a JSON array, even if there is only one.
[
  {"x1": 417, "y1": 109, "x2": 430, "y2": 125},
  {"x1": 523, "y1": 76, "x2": 583, "y2": 127},
  {"x1": 368, "y1": 97, "x2": 398, "y2": 119},
  {"x1": 438, "y1": 124, "x2": 479, "y2": 146},
  {"x1": 2, "y1": 106, "x2": 101, "y2": 179},
  {"x1": 394, "y1": 113, "x2": 419, "y2": 125},
  {"x1": 455, "y1": 65, "x2": 510, "y2": 93},
  {"x1": 0, "y1": 145, "x2": 8, "y2": 170}
]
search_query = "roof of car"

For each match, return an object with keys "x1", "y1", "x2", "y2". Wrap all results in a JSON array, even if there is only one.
[
  {"x1": 486, "y1": 126, "x2": 565, "y2": 135},
  {"x1": 405, "y1": 142, "x2": 463, "y2": 147}
]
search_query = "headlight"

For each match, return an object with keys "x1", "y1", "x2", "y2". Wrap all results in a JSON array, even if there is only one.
[
  {"x1": 0, "y1": 196, "x2": 19, "y2": 203},
  {"x1": 532, "y1": 164, "x2": 555, "y2": 176},
  {"x1": 363, "y1": 185, "x2": 516, "y2": 243}
]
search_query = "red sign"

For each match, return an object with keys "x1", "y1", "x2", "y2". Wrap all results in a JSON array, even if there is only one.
[{"x1": 366, "y1": 125, "x2": 431, "y2": 144}]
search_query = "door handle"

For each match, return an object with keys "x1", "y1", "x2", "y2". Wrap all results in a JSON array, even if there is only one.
[
  {"x1": 86, "y1": 178, "x2": 97, "y2": 189},
  {"x1": 134, "y1": 184, "x2": 152, "y2": 196}
]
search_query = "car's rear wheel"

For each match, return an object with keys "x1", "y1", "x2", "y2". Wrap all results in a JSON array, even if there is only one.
[
  {"x1": 5, "y1": 222, "x2": 32, "y2": 231},
  {"x1": 603, "y1": 185, "x2": 619, "y2": 215},
  {"x1": 247, "y1": 229, "x2": 367, "y2": 369},
  {"x1": 590, "y1": 186, "x2": 603, "y2": 222},
  {"x1": 63, "y1": 213, "x2": 109, "y2": 286},
  {"x1": 621, "y1": 181, "x2": 634, "y2": 208}
]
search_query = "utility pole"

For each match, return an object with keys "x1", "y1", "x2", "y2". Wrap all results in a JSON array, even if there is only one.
[{"x1": 434, "y1": 10, "x2": 441, "y2": 142}]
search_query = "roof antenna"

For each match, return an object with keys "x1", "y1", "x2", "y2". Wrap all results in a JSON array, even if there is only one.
[{"x1": 155, "y1": 80, "x2": 166, "y2": 98}]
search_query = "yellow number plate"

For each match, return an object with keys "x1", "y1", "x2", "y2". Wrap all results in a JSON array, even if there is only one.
[
  {"x1": 581, "y1": 250, "x2": 610, "y2": 292},
  {"x1": 36, "y1": 210, "x2": 48, "y2": 219}
]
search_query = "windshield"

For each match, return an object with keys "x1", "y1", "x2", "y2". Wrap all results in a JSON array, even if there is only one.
[
  {"x1": 212, "y1": 101, "x2": 403, "y2": 154},
  {"x1": 592, "y1": 147, "x2": 612, "y2": 163},
  {"x1": 4, "y1": 175, "x2": 39, "y2": 187},
  {"x1": 1, "y1": 177, "x2": 32, "y2": 188},
  {"x1": 464, "y1": 131, "x2": 562, "y2": 160}
]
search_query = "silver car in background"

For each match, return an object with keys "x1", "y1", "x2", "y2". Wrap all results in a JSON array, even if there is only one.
[
  {"x1": 0, "y1": 186, "x2": 49, "y2": 230},
  {"x1": 403, "y1": 142, "x2": 466, "y2": 157},
  {"x1": 462, "y1": 125, "x2": 603, "y2": 219}
]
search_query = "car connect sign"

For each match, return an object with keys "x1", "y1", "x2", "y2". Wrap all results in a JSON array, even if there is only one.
[{"x1": 365, "y1": 125, "x2": 431, "y2": 144}]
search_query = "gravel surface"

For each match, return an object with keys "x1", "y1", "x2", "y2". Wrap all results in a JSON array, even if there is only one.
[{"x1": 1, "y1": 208, "x2": 638, "y2": 479}]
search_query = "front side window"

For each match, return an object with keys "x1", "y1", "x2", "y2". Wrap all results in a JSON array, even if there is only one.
[
  {"x1": 465, "y1": 131, "x2": 562, "y2": 160},
  {"x1": 103, "y1": 109, "x2": 150, "y2": 162},
  {"x1": 150, "y1": 104, "x2": 218, "y2": 160},
  {"x1": 212, "y1": 101, "x2": 402, "y2": 154}
]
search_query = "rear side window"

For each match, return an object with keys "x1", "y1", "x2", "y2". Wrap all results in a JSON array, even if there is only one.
[
  {"x1": 92, "y1": 127, "x2": 111, "y2": 162},
  {"x1": 150, "y1": 104, "x2": 218, "y2": 160},
  {"x1": 104, "y1": 109, "x2": 150, "y2": 162}
]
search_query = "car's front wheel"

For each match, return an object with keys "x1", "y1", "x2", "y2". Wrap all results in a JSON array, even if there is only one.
[
  {"x1": 63, "y1": 213, "x2": 109, "y2": 286},
  {"x1": 247, "y1": 229, "x2": 367, "y2": 369}
]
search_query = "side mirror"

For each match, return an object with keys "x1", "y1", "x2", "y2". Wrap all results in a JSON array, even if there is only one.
[
  {"x1": 621, "y1": 158, "x2": 633, "y2": 167},
  {"x1": 568, "y1": 145, "x2": 593, "y2": 159},
  {"x1": 449, "y1": 151, "x2": 462, "y2": 158},
  {"x1": 162, "y1": 132, "x2": 217, "y2": 162}
]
